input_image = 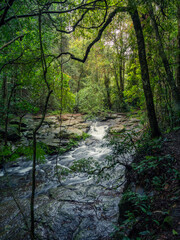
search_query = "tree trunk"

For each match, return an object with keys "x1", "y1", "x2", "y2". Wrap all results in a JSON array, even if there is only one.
[
  {"x1": 30, "y1": 131, "x2": 36, "y2": 240},
  {"x1": 104, "y1": 74, "x2": 112, "y2": 110},
  {"x1": 148, "y1": 2, "x2": 180, "y2": 110},
  {"x1": 122, "y1": 60, "x2": 125, "y2": 91},
  {"x1": 75, "y1": 65, "x2": 84, "y2": 113},
  {"x1": 177, "y1": 3, "x2": 180, "y2": 93},
  {"x1": 4, "y1": 84, "x2": 20, "y2": 146},
  {"x1": 119, "y1": 58, "x2": 124, "y2": 94},
  {"x1": 2, "y1": 73, "x2": 7, "y2": 106},
  {"x1": 114, "y1": 61, "x2": 124, "y2": 103},
  {"x1": 128, "y1": 0, "x2": 161, "y2": 137},
  {"x1": 30, "y1": 14, "x2": 53, "y2": 239}
]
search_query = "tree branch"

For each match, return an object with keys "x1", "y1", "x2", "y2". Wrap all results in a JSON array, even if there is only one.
[
  {"x1": 55, "y1": 7, "x2": 128, "y2": 63},
  {"x1": 0, "y1": 52, "x2": 23, "y2": 73},
  {"x1": 0, "y1": 0, "x2": 15, "y2": 27},
  {"x1": 1, "y1": 0, "x2": 103, "y2": 26},
  {"x1": 0, "y1": 34, "x2": 25, "y2": 51}
]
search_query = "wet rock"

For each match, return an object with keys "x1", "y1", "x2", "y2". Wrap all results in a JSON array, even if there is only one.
[
  {"x1": 61, "y1": 119, "x2": 84, "y2": 127},
  {"x1": 109, "y1": 125, "x2": 125, "y2": 134},
  {"x1": 76, "y1": 123, "x2": 90, "y2": 130},
  {"x1": 0, "y1": 118, "x2": 138, "y2": 240},
  {"x1": 67, "y1": 127, "x2": 83, "y2": 136}
]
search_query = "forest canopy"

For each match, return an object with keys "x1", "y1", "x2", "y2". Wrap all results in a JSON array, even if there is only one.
[{"x1": 0, "y1": 0, "x2": 180, "y2": 135}]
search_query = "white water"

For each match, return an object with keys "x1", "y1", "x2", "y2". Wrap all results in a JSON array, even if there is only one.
[
  {"x1": 1, "y1": 121, "x2": 125, "y2": 240},
  {"x1": 0, "y1": 122, "x2": 111, "y2": 179},
  {"x1": 88, "y1": 122, "x2": 109, "y2": 140}
]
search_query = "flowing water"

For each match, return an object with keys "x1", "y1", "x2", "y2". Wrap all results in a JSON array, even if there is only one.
[{"x1": 0, "y1": 121, "x2": 127, "y2": 240}]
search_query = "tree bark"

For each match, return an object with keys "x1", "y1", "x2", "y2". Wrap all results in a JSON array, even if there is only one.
[
  {"x1": 2, "y1": 73, "x2": 7, "y2": 106},
  {"x1": 114, "y1": 59, "x2": 124, "y2": 103},
  {"x1": 177, "y1": 3, "x2": 180, "y2": 93},
  {"x1": 30, "y1": 131, "x2": 36, "y2": 240},
  {"x1": 119, "y1": 58, "x2": 124, "y2": 94},
  {"x1": 30, "y1": 90, "x2": 52, "y2": 240},
  {"x1": 104, "y1": 74, "x2": 112, "y2": 110},
  {"x1": 128, "y1": 0, "x2": 161, "y2": 137},
  {"x1": 75, "y1": 65, "x2": 84, "y2": 113},
  {"x1": 148, "y1": 2, "x2": 180, "y2": 110},
  {"x1": 4, "y1": 84, "x2": 20, "y2": 146}
]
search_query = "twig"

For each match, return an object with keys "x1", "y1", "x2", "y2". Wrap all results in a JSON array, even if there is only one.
[{"x1": 0, "y1": 34, "x2": 25, "y2": 51}]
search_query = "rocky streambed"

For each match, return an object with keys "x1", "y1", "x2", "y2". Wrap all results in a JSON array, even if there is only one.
[{"x1": 0, "y1": 113, "x2": 141, "y2": 240}]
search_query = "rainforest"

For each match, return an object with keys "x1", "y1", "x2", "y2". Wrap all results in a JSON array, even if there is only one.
[{"x1": 0, "y1": 0, "x2": 180, "y2": 240}]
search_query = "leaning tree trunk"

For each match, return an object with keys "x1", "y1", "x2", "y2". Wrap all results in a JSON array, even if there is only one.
[
  {"x1": 128, "y1": 0, "x2": 161, "y2": 137},
  {"x1": 148, "y1": 2, "x2": 180, "y2": 110}
]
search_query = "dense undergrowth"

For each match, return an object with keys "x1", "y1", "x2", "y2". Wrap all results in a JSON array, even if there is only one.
[{"x1": 113, "y1": 129, "x2": 180, "y2": 240}]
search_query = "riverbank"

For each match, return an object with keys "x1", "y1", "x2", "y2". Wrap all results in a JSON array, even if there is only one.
[
  {"x1": 116, "y1": 128, "x2": 180, "y2": 240},
  {"x1": 0, "y1": 112, "x2": 140, "y2": 151}
]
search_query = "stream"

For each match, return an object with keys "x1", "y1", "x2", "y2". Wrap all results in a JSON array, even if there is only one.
[{"x1": 0, "y1": 121, "x2": 128, "y2": 240}]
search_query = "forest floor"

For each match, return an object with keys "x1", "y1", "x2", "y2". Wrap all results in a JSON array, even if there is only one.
[
  {"x1": 160, "y1": 129, "x2": 180, "y2": 239},
  {"x1": 117, "y1": 128, "x2": 180, "y2": 240}
]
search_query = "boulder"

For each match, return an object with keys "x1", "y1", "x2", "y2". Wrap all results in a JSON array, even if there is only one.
[
  {"x1": 67, "y1": 128, "x2": 83, "y2": 136},
  {"x1": 76, "y1": 123, "x2": 90, "y2": 130},
  {"x1": 109, "y1": 125, "x2": 125, "y2": 134},
  {"x1": 61, "y1": 119, "x2": 83, "y2": 127},
  {"x1": 130, "y1": 118, "x2": 140, "y2": 123}
]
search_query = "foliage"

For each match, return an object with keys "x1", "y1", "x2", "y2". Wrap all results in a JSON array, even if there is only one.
[
  {"x1": 112, "y1": 130, "x2": 180, "y2": 240},
  {"x1": 0, "y1": 0, "x2": 180, "y2": 238},
  {"x1": 78, "y1": 82, "x2": 105, "y2": 114},
  {"x1": 0, "y1": 143, "x2": 46, "y2": 165}
]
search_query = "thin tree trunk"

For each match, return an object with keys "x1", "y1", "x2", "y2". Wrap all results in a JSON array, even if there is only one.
[
  {"x1": 104, "y1": 74, "x2": 112, "y2": 110},
  {"x1": 114, "y1": 67, "x2": 121, "y2": 95},
  {"x1": 30, "y1": 131, "x2": 36, "y2": 240},
  {"x1": 75, "y1": 65, "x2": 84, "y2": 113},
  {"x1": 119, "y1": 58, "x2": 124, "y2": 95},
  {"x1": 30, "y1": 90, "x2": 52, "y2": 240},
  {"x1": 114, "y1": 61, "x2": 124, "y2": 103},
  {"x1": 148, "y1": 2, "x2": 180, "y2": 110},
  {"x1": 2, "y1": 73, "x2": 7, "y2": 106},
  {"x1": 122, "y1": 60, "x2": 125, "y2": 91},
  {"x1": 177, "y1": 3, "x2": 180, "y2": 92},
  {"x1": 4, "y1": 84, "x2": 20, "y2": 146},
  {"x1": 128, "y1": 0, "x2": 161, "y2": 137},
  {"x1": 30, "y1": 13, "x2": 53, "y2": 239}
]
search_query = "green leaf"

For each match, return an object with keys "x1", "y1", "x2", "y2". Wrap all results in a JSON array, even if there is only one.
[
  {"x1": 172, "y1": 229, "x2": 178, "y2": 235},
  {"x1": 122, "y1": 237, "x2": 130, "y2": 240},
  {"x1": 139, "y1": 230, "x2": 150, "y2": 236},
  {"x1": 163, "y1": 216, "x2": 173, "y2": 226},
  {"x1": 140, "y1": 206, "x2": 147, "y2": 213},
  {"x1": 153, "y1": 220, "x2": 160, "y2": 226}
]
